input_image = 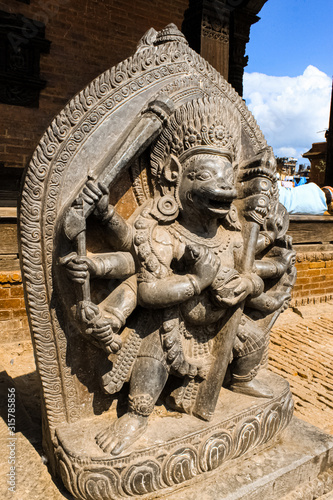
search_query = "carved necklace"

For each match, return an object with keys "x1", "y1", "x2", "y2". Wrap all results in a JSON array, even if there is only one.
[{"x1": 169, "y1": 220, "x2": 231, "y2": 253}]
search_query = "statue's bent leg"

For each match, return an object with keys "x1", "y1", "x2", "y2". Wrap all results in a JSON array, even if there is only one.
[
  {"x1": 229, "y1": 320, "x2": 273, "y2": 398},
  {"x1": 229, "y1": 347, "x2": 272, "y2": 398},
  {"x1": 96, "y1": 355, "x2": 169, "y2": 455}
]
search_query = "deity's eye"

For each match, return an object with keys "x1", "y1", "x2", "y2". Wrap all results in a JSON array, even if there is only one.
[
  {"x1": 195, "y1": 170, "x2": 212, "y2": 181},
  {"x1": 258, "y1": 197, "x2": 267, "y2": 206}
]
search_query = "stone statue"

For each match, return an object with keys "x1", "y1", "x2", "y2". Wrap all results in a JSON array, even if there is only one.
[
  {"x1": 19, "y1": 25, "x2": 296, "y2": 499},
  {"x1": 62, "y1": 95, "x2": 295, "y2": 457}
]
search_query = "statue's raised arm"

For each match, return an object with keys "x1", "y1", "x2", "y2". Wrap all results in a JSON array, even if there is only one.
[{"x1": 60, "y1": 97, "x2": 175, "y2": 353}]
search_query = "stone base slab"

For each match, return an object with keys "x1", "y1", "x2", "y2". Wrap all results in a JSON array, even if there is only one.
[
  {"x1": 162, "y1": 418, "x2": 333, "y2": 500},
  {"x1": 55, "y1": 370, "x2": 294, "y2": 499}
]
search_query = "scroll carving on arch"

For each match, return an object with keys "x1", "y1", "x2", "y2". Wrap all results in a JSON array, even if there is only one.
[{"x1": 19, "y1": 24, "x2": 296, "y2": 499}]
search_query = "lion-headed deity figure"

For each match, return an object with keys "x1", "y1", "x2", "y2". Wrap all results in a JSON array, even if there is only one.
[
  {"x1": 19, "y1": 25, "x2": 298, "y2": 497},
  {"x1": 61, "y1": 94, "x2": 296, "y2": 456}
]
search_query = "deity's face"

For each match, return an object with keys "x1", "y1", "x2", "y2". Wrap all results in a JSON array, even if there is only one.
[{"x1": 177, "y1": 154, "x2": 237, "y2": 220}]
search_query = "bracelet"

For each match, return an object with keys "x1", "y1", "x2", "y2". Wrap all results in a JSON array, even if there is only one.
[
  {"x1": 95, "y1": 257, "x2": 106, "y2": 277},
  {"x1": 261, "y1": 231, "x2": 275, "y2": 246},
  {"x1": 270, "y1": 261, "x2": 279, "y2": 277},
  {"x1": 247, "y1": 273, "x2": 264, "y2": 297},
  {"x1": 186, "y1": 274, "x2": 201, "y2": 295}
]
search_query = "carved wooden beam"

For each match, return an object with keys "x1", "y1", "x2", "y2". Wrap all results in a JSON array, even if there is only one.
[{"x1": 182, "y1": 0, "x2": 268, "y2": 96}]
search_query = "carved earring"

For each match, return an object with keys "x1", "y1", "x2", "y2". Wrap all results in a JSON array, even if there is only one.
[
  {"x1": 224, "y1": 203, "x2": 242, "y2": 231},
  {"x1": 157, "y1": 194, "x2": 179, "y2": 218}
]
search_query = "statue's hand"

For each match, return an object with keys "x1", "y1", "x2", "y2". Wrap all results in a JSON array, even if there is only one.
[
  {"x1": 81, "y1": 180, "x2": 113, "y2": 220},
  {"x1": 277, "y1": 249, "x2": 297, "y2": 275},
  {"x1": 86, "y1": 318, "x2": 122, "y2": 354},
  {"x1": 264, "y1": 214, "x2": 279, "y2": 235},
  {"x1": 285, "y1": 249, "x2": 296, "y2": 269},
  {"x1": 60, "y1": 252, "x2": 98, "y2": 283},
  {"x1": 186, "y1": 245, "x2": 220, "y2": 292},
  {"x1": 77, "y1": 301, "x2": 122, "y2": 354},
  {"x1": 212, "y1": 270, "x2": 262, "y2": 308},
  {"x1": 219, "y1": 277, "x2": 252, "y2": 307}
]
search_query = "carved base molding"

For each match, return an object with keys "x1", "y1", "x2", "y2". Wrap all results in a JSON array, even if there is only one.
[
  {"x1": 164, "y1": 418, "x2": 333, "y2": 499},
  {"x1": 296, "y1": 250, "x2": 333, "y2": 263},
  {"x1": 55, "y1": 370, "x2": 293, "y2": 500},
  {"x1": 291, "y1": 293, "x2": 333, "y2": 307}
]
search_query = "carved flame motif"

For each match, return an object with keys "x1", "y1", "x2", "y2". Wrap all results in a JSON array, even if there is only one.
[
  {"x1": 233, "y1": 418, "x2": 262, "y2": 458},
  {"x1": 200, "y1": 431, "x2": 233, "y2": 472},
  {"x1": 77, "y1": 469, "x2": 121, "y2": 500}
]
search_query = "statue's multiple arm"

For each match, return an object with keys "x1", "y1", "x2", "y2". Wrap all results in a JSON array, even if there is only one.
[
  {"x1": 138, "y1": 236, "x2": 221, "y2": 309},
  {"x1": 64, "y1": 251, "x2": 135, "y2": 283},
  {"x1": 82, "y1": 181, "x2": 133, "y2": 251}
]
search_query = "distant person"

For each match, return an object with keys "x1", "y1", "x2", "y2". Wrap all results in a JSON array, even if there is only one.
[{"x1": 278, "y1": 182, "x2": 333, "y2": 215}]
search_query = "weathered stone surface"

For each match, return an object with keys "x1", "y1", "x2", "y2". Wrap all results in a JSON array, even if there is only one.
[
  {"x1": 1, "y1": 310, "x2": 333, "y2": 498},
  {"x1": 19, "y1": 24, "x2": 297, "y2": 499},
  {"x1": 55, "y1": 371, "x2": 292, "y2": 499}
]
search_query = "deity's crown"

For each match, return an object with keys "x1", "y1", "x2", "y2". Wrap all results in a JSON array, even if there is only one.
[{"x1": 150, "y1": 96, "x2": 241, "y2": 179}]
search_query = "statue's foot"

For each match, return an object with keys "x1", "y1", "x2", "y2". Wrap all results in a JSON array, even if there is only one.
[
  {"x1": 230, "y1": 378, "x2": 273, "y2": 398},
  {"x1": 96, "y1": 413, "x2": 148, "y2": 455},
  {"x1": 267, "y1": 292, "x2": 291, "y2": 311}
]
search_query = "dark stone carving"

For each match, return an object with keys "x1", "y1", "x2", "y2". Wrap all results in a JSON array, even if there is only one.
[
  {"x1": 202, "y1": 15, "x2": 229, "y2": 43},
  {"x1": 19, "y1": 24, "x2": 296, "y2": 498},
  {"x1": 0, "y1": 10, "x2": 50, "y2": 107},
  {"x1": 182, "y1": 0, "x2": 231, "y2": 79}
]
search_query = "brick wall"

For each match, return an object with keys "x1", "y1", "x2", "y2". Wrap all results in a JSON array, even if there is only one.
[
  {"x1": 291, "y1": 248, "x2": 333, "y2": 306},
  {"x1": 0, "y1": 0, "x2": 189, "y2": 172},
  {"x1": 0, "y1": 271, "x2": 29, "y2": 343}
]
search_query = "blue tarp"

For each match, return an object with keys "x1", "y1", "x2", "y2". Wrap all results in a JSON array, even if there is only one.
[
  {"x1": 278, "y1": 182, "x2": 328, "y2": 215},
  {"x1": 294, "y1": 177, "x2": 307, "y2": 187}
]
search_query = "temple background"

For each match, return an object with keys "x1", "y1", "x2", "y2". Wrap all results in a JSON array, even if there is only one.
[
  {"x1": 0, "y1": 0, "x2": 332, "y2": 358},
  {"x1": 0, "y1": 0, "x2": 267, "y2": 208}
]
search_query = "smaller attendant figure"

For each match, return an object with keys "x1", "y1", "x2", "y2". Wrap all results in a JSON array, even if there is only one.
[{"x1": 229, "y1": 159, "x2": 297, "y2": 396}]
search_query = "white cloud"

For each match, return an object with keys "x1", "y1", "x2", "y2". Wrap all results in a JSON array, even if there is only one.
[
  {"x1": 243, "y1": 66, "x2": 332, "y2": 164},
  {"x1": 275, "y1": 146, "x2": 298, "y2": 158}
]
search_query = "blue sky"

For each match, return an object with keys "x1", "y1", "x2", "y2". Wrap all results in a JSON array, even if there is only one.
[{"x1": 243, "y1": 0, "x2": 332, "y2": 165}]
